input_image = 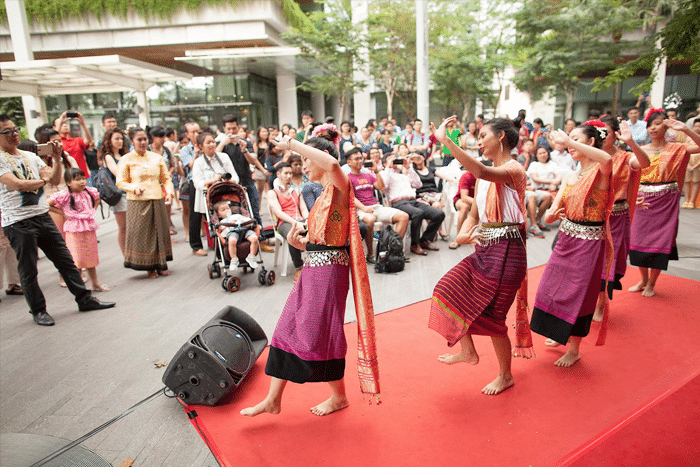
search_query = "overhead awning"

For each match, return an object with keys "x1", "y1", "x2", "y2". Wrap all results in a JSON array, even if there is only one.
[
  {"x1": 174, "y1": 47, "x2": 320, "y2": 80},
  {"x1": 0, "y1": 54, "x2": 193, "y2": 98}
]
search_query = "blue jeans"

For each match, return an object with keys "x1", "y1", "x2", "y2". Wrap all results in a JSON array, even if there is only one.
[{"x1": 244, "y1": 184, "x2": 262, "y2": 226}]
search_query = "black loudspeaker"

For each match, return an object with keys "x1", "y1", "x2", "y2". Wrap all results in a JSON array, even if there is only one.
[{"x1": 162, "y1": 306, "x2": 268, "y2": 406}]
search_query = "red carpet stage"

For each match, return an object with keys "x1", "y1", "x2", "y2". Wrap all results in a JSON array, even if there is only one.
[{"x1": 182, "y1": 267, "x2": 700, "y2": 466}]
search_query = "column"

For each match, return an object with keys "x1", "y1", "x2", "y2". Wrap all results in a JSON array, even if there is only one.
[
  {"x1": 136, "y1": 91, "x2": 151, "y2": 128},
  {"x1": 415, "y1": 0, "x2": 429, "y2": 124},
  {"x1": 351, "y1": 0, "x2": 371, "y2": 127},
  {"x1": 311, "y1": 92, "x2": 325, "y2": 123},
  {"x1": 276, "y1": 64, "x2": 298, "y2": 127},
  {"x1": 649, "y1": 37, "x2": 667, "y2": 108},
  {"x1": 6, "y1": 0, "x2": 46, "y2": 137}
]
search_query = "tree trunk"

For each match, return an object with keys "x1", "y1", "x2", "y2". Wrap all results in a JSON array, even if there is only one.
[
  {"x1": 565, "y1": 85, "x2": 576, "y2": 119},
  {"x1": 612, "y1": 81, "x2": 620, "y2": 116},
  {"x1": 462, "y1": 93, "x2": 472, "y2": 124}
]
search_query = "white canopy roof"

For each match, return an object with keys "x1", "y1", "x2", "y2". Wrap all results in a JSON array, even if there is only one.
[{"x1": 0, "y1": 54, "x2": 192, "y2": 98}]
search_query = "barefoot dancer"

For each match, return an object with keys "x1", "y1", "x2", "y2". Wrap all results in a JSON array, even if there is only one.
[
  {"x1": 429, "y1": 117, "x2": 534, "y2": 396},
  {"x1": 592, "y1": 116, "x2": 650, "y2": 322},
  {"x1": 530, "y1": 122, "x2": 613, "y2": 367},
  {"x1": 241, "y1": 135, "x2": 379, "y2": 417},
  {"x1": 628, "y1": 111, "x2": 700, "y2": 297}
]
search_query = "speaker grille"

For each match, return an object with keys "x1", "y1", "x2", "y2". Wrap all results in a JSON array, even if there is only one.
[
  {"x1": 191, "y1": 334, "x2": 208, "y2": 351},
  {"x1": 201, "y1": 324, "x2": 253, "y2": 374}
]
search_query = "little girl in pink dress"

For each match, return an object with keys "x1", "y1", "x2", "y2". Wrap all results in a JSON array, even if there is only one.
[{"x1": 49, "y1": 168, "x2": 108, "y2": 291}]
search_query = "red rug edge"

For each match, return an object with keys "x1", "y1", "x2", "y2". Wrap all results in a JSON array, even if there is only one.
[{"x1": 553, "y1": 363, "x2": 700, "y2": 467}]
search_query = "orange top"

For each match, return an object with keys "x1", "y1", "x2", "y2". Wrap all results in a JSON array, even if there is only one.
[
  {"x1": 640, "y1": 143, "x2": 687, "y2": 184},
  {"x1": 562, "y1": 166, "x2": 608, "y2": 223},
  {"x1": 308, "y1": 181, "x2": 350, "y2": 247}
]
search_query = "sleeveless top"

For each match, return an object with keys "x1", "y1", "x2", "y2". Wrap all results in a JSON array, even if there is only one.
[
  {"x1": 640, "y1": 143, "x2": 687, "y2": 184},
  {"x1": 476, "y1": 160, "x2": 526, "y2": 224},
  {"x1": 415, "y1": 167, "x2": 439, "y2": 194},
  {"x1": 273, "y1": 188, "x2": 301, "y2": 227}
]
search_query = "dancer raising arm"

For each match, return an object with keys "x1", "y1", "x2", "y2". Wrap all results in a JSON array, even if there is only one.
[
  {"x1": 628, "y1": 111, "x2": 700, "y2": 297},
  {"x1": 592, "y1": 116, "x2": 650, "y2": 322},
  {"x1": 241, "y1": 135, "x2": 379, "y2": 417},
  {"x1": 429, "y1": 116, "x2": 532, "y2": 396},
  {"x1": 530, "y1": 122, "x2": 613, "y2": 367}
]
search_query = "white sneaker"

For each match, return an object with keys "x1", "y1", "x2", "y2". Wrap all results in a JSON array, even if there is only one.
[
  {"x1": 246, "y1": 256, "x2": 260, "y2": 269},
  {"x1": 230, "y1": 258, "x2": 239, "y2": 269}
]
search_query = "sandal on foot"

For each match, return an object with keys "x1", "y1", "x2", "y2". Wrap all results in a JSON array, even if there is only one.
[
  {"x1": 449, "y1": 241, "x2": 460, "y2": 249},
  {"x1": 92, "y1": 284, "x2": 110, "y2": 292},
  {"x1": 5, "y1": 284, "x2": 23, "y2": 295},
  {"x1": 157, "y1": 270, "x2": 170, "y2": 276}
]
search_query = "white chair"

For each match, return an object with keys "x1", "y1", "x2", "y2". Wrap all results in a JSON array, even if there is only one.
[{"x1": 267, "y1": 205, "x2": 291, "y2": 277}]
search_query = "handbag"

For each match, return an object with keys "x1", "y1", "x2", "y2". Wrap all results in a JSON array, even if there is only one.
[{"x1": 94, "y1": 166, "x2": 123, "y2": 206}]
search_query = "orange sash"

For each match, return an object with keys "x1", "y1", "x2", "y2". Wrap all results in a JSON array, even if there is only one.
[
  {"x1": 484, "y1": 162, "x2": 535, "y2": 358},
  {"x1": 308, "y1": 182, "x2": 381, "y2": 402}
]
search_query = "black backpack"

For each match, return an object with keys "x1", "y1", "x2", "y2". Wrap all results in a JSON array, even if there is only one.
[
  {"x1": 94, "y1": 166, "x2": 123, "y2": 206},
  {"x1": 375, "y1": 225, "x2": 405, "y2": 273}
]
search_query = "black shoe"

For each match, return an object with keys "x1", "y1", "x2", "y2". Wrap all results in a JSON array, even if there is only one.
[
  {"x1": 78, "y1": 296, "x2": 116, "y2": 312},
  {"x1": 32, "y1": 311, "x2": 55, "y2": 326},
  {"x1": 366, "y1": 255, "x2": 376, "y2": 264}
]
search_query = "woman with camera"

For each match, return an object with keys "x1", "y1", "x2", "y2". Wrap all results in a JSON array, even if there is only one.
[{"x1": 242, "y1": 134, "x2": 379, "y2": 418}]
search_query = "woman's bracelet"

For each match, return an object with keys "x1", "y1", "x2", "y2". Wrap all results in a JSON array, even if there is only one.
[{"x1": 287, "y1": 138, "x2": 293, "y2": 151}]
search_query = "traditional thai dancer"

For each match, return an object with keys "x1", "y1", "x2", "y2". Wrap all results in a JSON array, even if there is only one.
[
  {"x1": 429, "y1": 116, "x2": 533, "y2": 395},
  {"x1": 628, "y1": 110, "x2": 700, "y2": 297},
  {"x1": 530, "y1": 122, "x2": 613, "y2": 367},
  {"x1": 241, "y1": 135, "x2": 379, "y2": 417},
  {"x1": 592, "y1": 116, "x2": 650, "y2": 322}
]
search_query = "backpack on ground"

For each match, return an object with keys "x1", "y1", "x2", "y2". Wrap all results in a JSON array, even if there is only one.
[
  {"x1": 94, "y1": 166, "x2": 123, "y2": 206},
  {"x1": 375, "y1": 225, "x2": 405, "y2": 273}
]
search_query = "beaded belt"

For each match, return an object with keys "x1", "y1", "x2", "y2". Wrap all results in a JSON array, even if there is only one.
[
  {"x1": 560, "y1": 218, "x2": 605, "y2": 241},
  {"x1": 638, "y1": 182, "x2": 678, "y2": 196},
  {"x1": 611, "y1": 200, "x2": 629, "y2": 215},
  {"x1": 478, "y1": 223, "x2": 522, "y2": 247},
  {"x1": 304, "y1": 249, "x2": 349, "y2": 267}
]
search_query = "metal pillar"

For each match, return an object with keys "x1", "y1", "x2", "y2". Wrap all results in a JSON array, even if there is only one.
[
  {"x1": 351, "y1": 0, "x2": 371, "y2": 127},
  {"x1": 276, "y1": 64, "x2": 298, "y2": 127},
  {"x1": 415, "y1": 0, "x2": 429, "y2": 124}
]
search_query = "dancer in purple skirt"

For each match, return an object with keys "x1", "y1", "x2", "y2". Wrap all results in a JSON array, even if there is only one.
[{"x1": 241, "y1": 135, "x2": 379, "y2": 417}]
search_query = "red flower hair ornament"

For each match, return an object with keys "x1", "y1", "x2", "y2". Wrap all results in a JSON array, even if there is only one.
[
  {"x1": 645, "y1": 108, "x2": 665, "y2": 122},
  {"x1": 583, "y1": 119, "x2": 608, "y2": 140}
]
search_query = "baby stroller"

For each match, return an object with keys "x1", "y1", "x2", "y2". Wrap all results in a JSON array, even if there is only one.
[{"x1": 204, "y1": 180, "x2": 276, "y2": 292}]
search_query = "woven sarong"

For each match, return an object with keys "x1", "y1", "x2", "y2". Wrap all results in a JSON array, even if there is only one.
[
  {"x1": 531, "y1": 231, "x2": 605, "y2": 345},
  {"x1": 65, "y1": 231, "x2": 99, "y2": 269},
  {"x1": 629, "y1": 187, "x2": 680, "y2": 270},
  {"x1": 266, "y1": 250, "x2": 350, "y2": 383},
  {"x1": 124, "y1": 199, "x2": 172, "y2": 271},
  {"x1": 430, "y1": 236, "x2": 526, "y2": 345}
]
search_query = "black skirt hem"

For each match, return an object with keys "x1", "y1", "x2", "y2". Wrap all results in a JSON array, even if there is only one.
[
  {"x1": 123, "y1": 259, "x2": 172, "y2": 271},
  {"x1": 600, "y1": 273, "x2": 624, "y2": 300},
  {"x1": 629, "y1": 246, "x2": 678, "y2": 270},
  {"x1": 265, "y1": 346, "x2": 345, "y2": 384},
  {"x1": 531, "y1": 307, "x2": 593, "y2": 345}
]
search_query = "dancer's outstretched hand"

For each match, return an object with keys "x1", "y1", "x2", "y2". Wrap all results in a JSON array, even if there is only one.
[
  {"x1": 430, "y1": 116, "x2": 456, "y2": 143},
  {"x1": 456, "y1": 224, "x2": 482, "y2": 246}
]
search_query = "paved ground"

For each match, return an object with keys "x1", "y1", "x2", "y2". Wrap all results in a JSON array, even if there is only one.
[{"x1": 1, "y1": 195, "x2": 698, "y2": 467}]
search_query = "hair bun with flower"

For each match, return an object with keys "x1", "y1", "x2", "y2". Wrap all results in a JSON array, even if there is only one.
[
  {"x1": 583, "y1": 119, "x2": 608, "y2": 140},
  {"x1": 310, "y1": 123, "x2": 341, "y2": 147},
  {"x1": 645, "y1": 108, "x2": 665, "y2": 122}
]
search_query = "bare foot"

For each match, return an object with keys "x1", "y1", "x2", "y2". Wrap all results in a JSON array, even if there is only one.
[
  {"x1": 554, "y1": 350, "x2": 581, "y2": 367},
  {"x1": 544, "y1": 338, "x2": 561, "y2": 347},
  {"x1": 628, "y1": 280, "x2": 646, "y2": 292},
  {"x1": 438, "y1": 349, "x2": 479, "y2": 365},
  {"x1": 240, "y1": 399, "x2": 281, "y2": 417},
  {"x1": 310, "y1": 395, "x2": 349, "y2": 416},
  {"x1": 157, "y1": 270, "x2": 170, "y2": 276},
  {"x1": 642, "y1": 285, "x2": 655, "y2": 297},
  {"x1": 481, "y1": 374, "x2": 514, "y2": 395},
  {"x1": 592, "y1": 308, "x2": 604, "y2": 322},
  {"x1": 147, "y1": 271, "x2": 158, "y2": 279}
]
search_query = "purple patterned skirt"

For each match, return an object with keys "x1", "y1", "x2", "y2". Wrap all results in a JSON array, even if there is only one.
[
  {"x1": 266, "y1": 249, "x2": 350, "y2": 383},
  {"x1": 629, "y1": 186, "x2": 680, "y2": 270},
  {"x1": 531, "y1": 223, "x2": 605, "y2": 345}
]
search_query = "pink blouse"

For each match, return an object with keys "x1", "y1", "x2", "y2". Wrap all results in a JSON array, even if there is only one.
[{"x1": 50, "y1": 187, "x2": 100, "y2": 233}]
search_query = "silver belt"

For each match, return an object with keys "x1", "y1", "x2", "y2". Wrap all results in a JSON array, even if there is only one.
[
  {"x1": 638, "y1": 182, "x2": 678, "y2": 196},
  {"x1": 611, "y1": 201, "x2": 629, "y2": 215},
  {"x1": 478, "y1": 224, "x2": 522, "y2": 247},
  {"x1": 560, "y1": 218, "x2": 605, "y2": 241},
  {"x1": 304, "y1": 249, "x2": 349, "y2": 267}
]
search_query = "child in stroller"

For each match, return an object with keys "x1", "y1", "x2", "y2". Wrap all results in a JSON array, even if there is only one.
[{"x1": 215, "y1": 201, "x2": 261, "y2": 270}]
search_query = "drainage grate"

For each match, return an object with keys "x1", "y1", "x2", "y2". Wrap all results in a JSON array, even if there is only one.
[{"x1": 0, "y1": 433, "x2": 112, "y2": 467}]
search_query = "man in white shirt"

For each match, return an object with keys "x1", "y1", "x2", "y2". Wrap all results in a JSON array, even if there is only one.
[
  {"x1": 626, "y1": 107, "x2": 648, "y2": 146},
  {"x1": 0, "y1": 114, "x2": 115, "y2": 326}
]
